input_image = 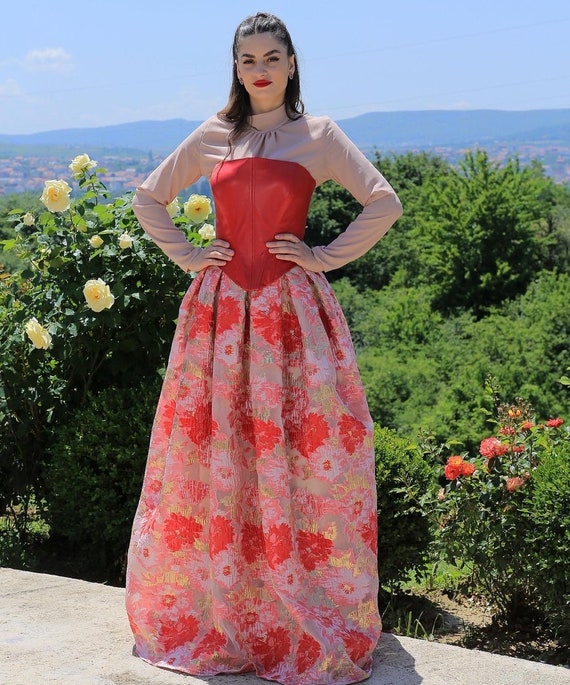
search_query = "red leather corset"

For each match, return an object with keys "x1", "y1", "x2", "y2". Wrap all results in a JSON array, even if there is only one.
[{"x1": 210, "y1": 157, "x2": 316, "y2": 290}]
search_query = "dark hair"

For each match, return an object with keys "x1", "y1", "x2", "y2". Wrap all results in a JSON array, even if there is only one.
[{"x1": 219, "y1": 12, "x2": 304, "y2": 142}]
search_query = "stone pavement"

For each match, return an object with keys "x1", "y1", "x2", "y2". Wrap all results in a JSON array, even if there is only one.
[{"x1": 0, "y1": 568, "x2": 568, "y2": 685}]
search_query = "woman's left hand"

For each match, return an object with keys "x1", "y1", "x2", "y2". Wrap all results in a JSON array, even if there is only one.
[{"x1": 266, "y1": 233, "x2": 324, "y2": 272}]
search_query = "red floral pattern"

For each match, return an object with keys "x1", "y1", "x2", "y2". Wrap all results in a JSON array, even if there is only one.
[
  {"x1": 297, "y1": 529, "x2": 334, "y2": 571},
  {"x1": 242, "y1": 522, "x2": 265, "y2": 564},
  {"x1": 158, "y1": 614, "x2": 199, "y2": 652},
  {"x1": 126, "y1": 267, "x2": 380, "y2": 683},
  {"x1": 295, "y1": 633, "x2": 322, "y2": 674},
  {"x1": 339, "y1": 414, "x2": 367, "y2": 452},
  {"x1": 209, "y1": 515, "x2": 234, "y2": 556},
  {"x1": 266, "y1": 522, "x2": 293, "y2": 569},
  {"x1": 163, "y1": 512, "x2": 203, "y2": 552},
  {"x1": 192, "y1": 628, "x2": 227, "y2": 659}
]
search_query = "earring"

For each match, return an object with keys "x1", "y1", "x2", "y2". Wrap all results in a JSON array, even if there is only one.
[
  {"x1": 238, "y1": 78, "x2": 243, "y2": 85},
  {"x1": 289, "y1": 72, "x2": 294, "y2": 80}
]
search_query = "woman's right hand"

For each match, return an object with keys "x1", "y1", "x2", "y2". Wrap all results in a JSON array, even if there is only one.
[{"x1": 188, "y1": 239, "x2": 234, "y2": 272}]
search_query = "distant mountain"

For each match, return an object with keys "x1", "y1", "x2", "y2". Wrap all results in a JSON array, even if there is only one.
[
  {"x1": 337, "y1": 109, "x2": 570, "y2": 149},
  {"x1": 2, "y1": 109, "x2": 570, "y2": 152},
  {"x1": 0, "y1": 119, "x2": 202, "y2": 152}
]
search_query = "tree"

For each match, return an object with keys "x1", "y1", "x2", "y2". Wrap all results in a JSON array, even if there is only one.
[{"x1": 406, "y1": 150, "x2": 558, "y2": 315}]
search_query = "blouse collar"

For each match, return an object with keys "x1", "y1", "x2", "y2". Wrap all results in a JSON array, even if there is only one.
[{"x1": 249, "y1": 104, "x2": 289, "y2": 132}]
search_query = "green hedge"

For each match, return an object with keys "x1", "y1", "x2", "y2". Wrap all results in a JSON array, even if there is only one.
[
  {"x1": 374, "y1": 425, "x2": 437, "y2": 590},
  {"x1": 44, "y1": 377, "x2": 161, "y2": 584},
  {"x1": 524, "y1": 441, "x2": 570, "y2": 637}
]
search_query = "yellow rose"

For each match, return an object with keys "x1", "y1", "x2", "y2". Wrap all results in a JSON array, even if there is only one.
[
  {"x1": 166, "y1": 199, "x2": 180, "y2": 218},
  {"x1": 69, "y1": 153, "x2": 97, "y2": 176},
  {"x1": 198, "y1": 223, "x2": 216, "y2": 241},
  {"x1": 88, "y1": 235, "x2": 104, "y2": 248},
  {"x1": 40, "y1": 179, "x2": 72, "y2": 213},
  {"x1": 83, "y1": 278, "x2": 115, "y2": 312},
  {"x1": 25, "y1": 317, "x2": 52, "y2": 349},
  {"x1": 22, "y1": 212, "x2": 35, "y2": 226},
  {"x1": 184, "y1": 194, "x2": 212, "y2": 224},
  {"x1": 118, "y1": 232, "x2": 133, "y2": 249}
]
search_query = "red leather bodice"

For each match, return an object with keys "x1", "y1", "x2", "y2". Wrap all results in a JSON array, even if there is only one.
[{"x1": 210, "y1": 157, "x2": 316, "y2": 291}]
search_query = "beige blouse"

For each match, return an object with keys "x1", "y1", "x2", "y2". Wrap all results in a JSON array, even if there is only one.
[{"x1": 132, "y1": 104, "x2": 403, "y2": 274}]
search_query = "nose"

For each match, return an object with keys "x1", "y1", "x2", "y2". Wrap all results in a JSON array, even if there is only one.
[{"x1": 254, "y1": 61, "x2": 268, "y2": 76}]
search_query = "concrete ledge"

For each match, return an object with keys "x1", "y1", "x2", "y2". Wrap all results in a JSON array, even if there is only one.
[{"x1": 0, "y1": 568, "x2": 568, "y2": 685}]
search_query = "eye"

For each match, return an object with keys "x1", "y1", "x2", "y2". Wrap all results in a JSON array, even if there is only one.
[
  {"x1": 267, "y1": 56, "x2": 280, "y2": 62},
  {"x1": 242, "y1": 58, "x2": 254, "y2": 65}
]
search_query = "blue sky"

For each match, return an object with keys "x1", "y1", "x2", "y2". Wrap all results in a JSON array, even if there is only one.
[{"x1": 1, "y1": 0, "x2": 569, "y2": 134}]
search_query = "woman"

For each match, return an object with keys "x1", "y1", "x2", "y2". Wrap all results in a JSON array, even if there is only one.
[{"x1": 126, "y1": 12, "x2": 402, "y2": 685}]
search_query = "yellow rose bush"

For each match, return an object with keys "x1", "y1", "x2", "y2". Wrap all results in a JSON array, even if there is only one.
[{"x1": 0, "y1": 156, "x2": 215, "y2": 567}]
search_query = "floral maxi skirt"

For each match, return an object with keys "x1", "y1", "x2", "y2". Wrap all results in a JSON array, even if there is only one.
[{"x1": 125, "y1": 266, "x2": 381, "y2": 685}]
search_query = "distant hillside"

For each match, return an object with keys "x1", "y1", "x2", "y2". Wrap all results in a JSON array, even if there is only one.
[
  {"x1": 2, "y1": 109, "x2": 570, "y2": 152},
  {"x1": 0, "y1": 119, "x2": 202, "y2": 153}
]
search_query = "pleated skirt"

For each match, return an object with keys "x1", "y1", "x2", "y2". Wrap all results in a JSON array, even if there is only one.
[{"x1": 125, "y1": 265, "x2": 381, "y2": 685}]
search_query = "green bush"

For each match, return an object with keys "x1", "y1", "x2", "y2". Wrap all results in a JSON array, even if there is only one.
[
  {"x1": 44, "y1": 378, "x2": 162, "y2": 584},
  {"x1": 374, "y1": 425, "x2": 437, "y2": 591},
  {"x1": 0, "y1": 156, "x2": 211, "y2": 564},
  {"x1": 433, "y1": 394, "x2": 570, "y2": 623},
  {"x1": 524, "y1": 441, "x2": 570, "y2": 637}
]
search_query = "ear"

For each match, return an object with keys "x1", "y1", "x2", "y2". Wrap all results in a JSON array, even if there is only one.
[{"x1": 288, "y1": 54, "x2": 295, "y2": 78}]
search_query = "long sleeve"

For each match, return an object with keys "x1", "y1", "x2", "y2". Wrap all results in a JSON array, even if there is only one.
[
  {"x1": 310, "y1": 120, "x2": 402, "y2": 271},
  {"x1": 131, "y1": 121, "x2": 209, "y2": 272}
]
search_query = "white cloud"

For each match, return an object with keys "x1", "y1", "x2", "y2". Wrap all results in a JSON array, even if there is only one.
[
  {"x1": 23, "y1": 47, "x2": 74, "y2": 73},
  {"x1": 0, "y1": 78, "x2": 24, "y2": 98}
]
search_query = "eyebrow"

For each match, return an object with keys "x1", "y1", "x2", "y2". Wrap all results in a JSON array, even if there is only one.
[{"x1": 239, "y1": 49, "x2": 282, "y2": 58}]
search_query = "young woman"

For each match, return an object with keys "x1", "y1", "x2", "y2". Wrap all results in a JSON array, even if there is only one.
[{"x1": 126, "y1": 12, "x2": 402, "y2": 685}]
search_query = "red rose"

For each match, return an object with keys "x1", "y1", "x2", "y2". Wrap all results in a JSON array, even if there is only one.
[
  {"x1": 506, "y1": 476, "x2": 525, "y2": 492},
  {"x1": 479, "y1": 437, "x2": 508, "y2": 459},
  {"x1": 499, "y1": 426, "x2": 516, "y2": 436},
  {"x1": 459, "y1": 460, "x2": 476, "y2": 477},
  {"x1": 444, "y1": 455, "x2": 464, "y2": 480}
]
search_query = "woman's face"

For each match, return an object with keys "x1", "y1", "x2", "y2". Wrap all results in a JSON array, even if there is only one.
[{"x1": 235, "y1": 32, "x2": 295, "y2": 114}]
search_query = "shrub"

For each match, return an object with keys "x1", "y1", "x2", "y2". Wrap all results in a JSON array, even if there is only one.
[
  {"x1": 44, "y1": 377, "x2": 162, "y2": 584},
  {"x1": 523, "y1": 441, "x2": 570, "y2": 637},
  {"x1": 374, "y1": 425, "x2": 437, "y2": 591},
  {"x1": 433, "y1": 393, "x2": 569, "y2": 623},
  {"x1": 0, "y1": 155, "x2": 212, "y2": 563}
]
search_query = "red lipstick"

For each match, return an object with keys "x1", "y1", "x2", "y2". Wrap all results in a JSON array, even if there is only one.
[{"x1": 254, "y1": 80, "x2": 271, "y2": 87}]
